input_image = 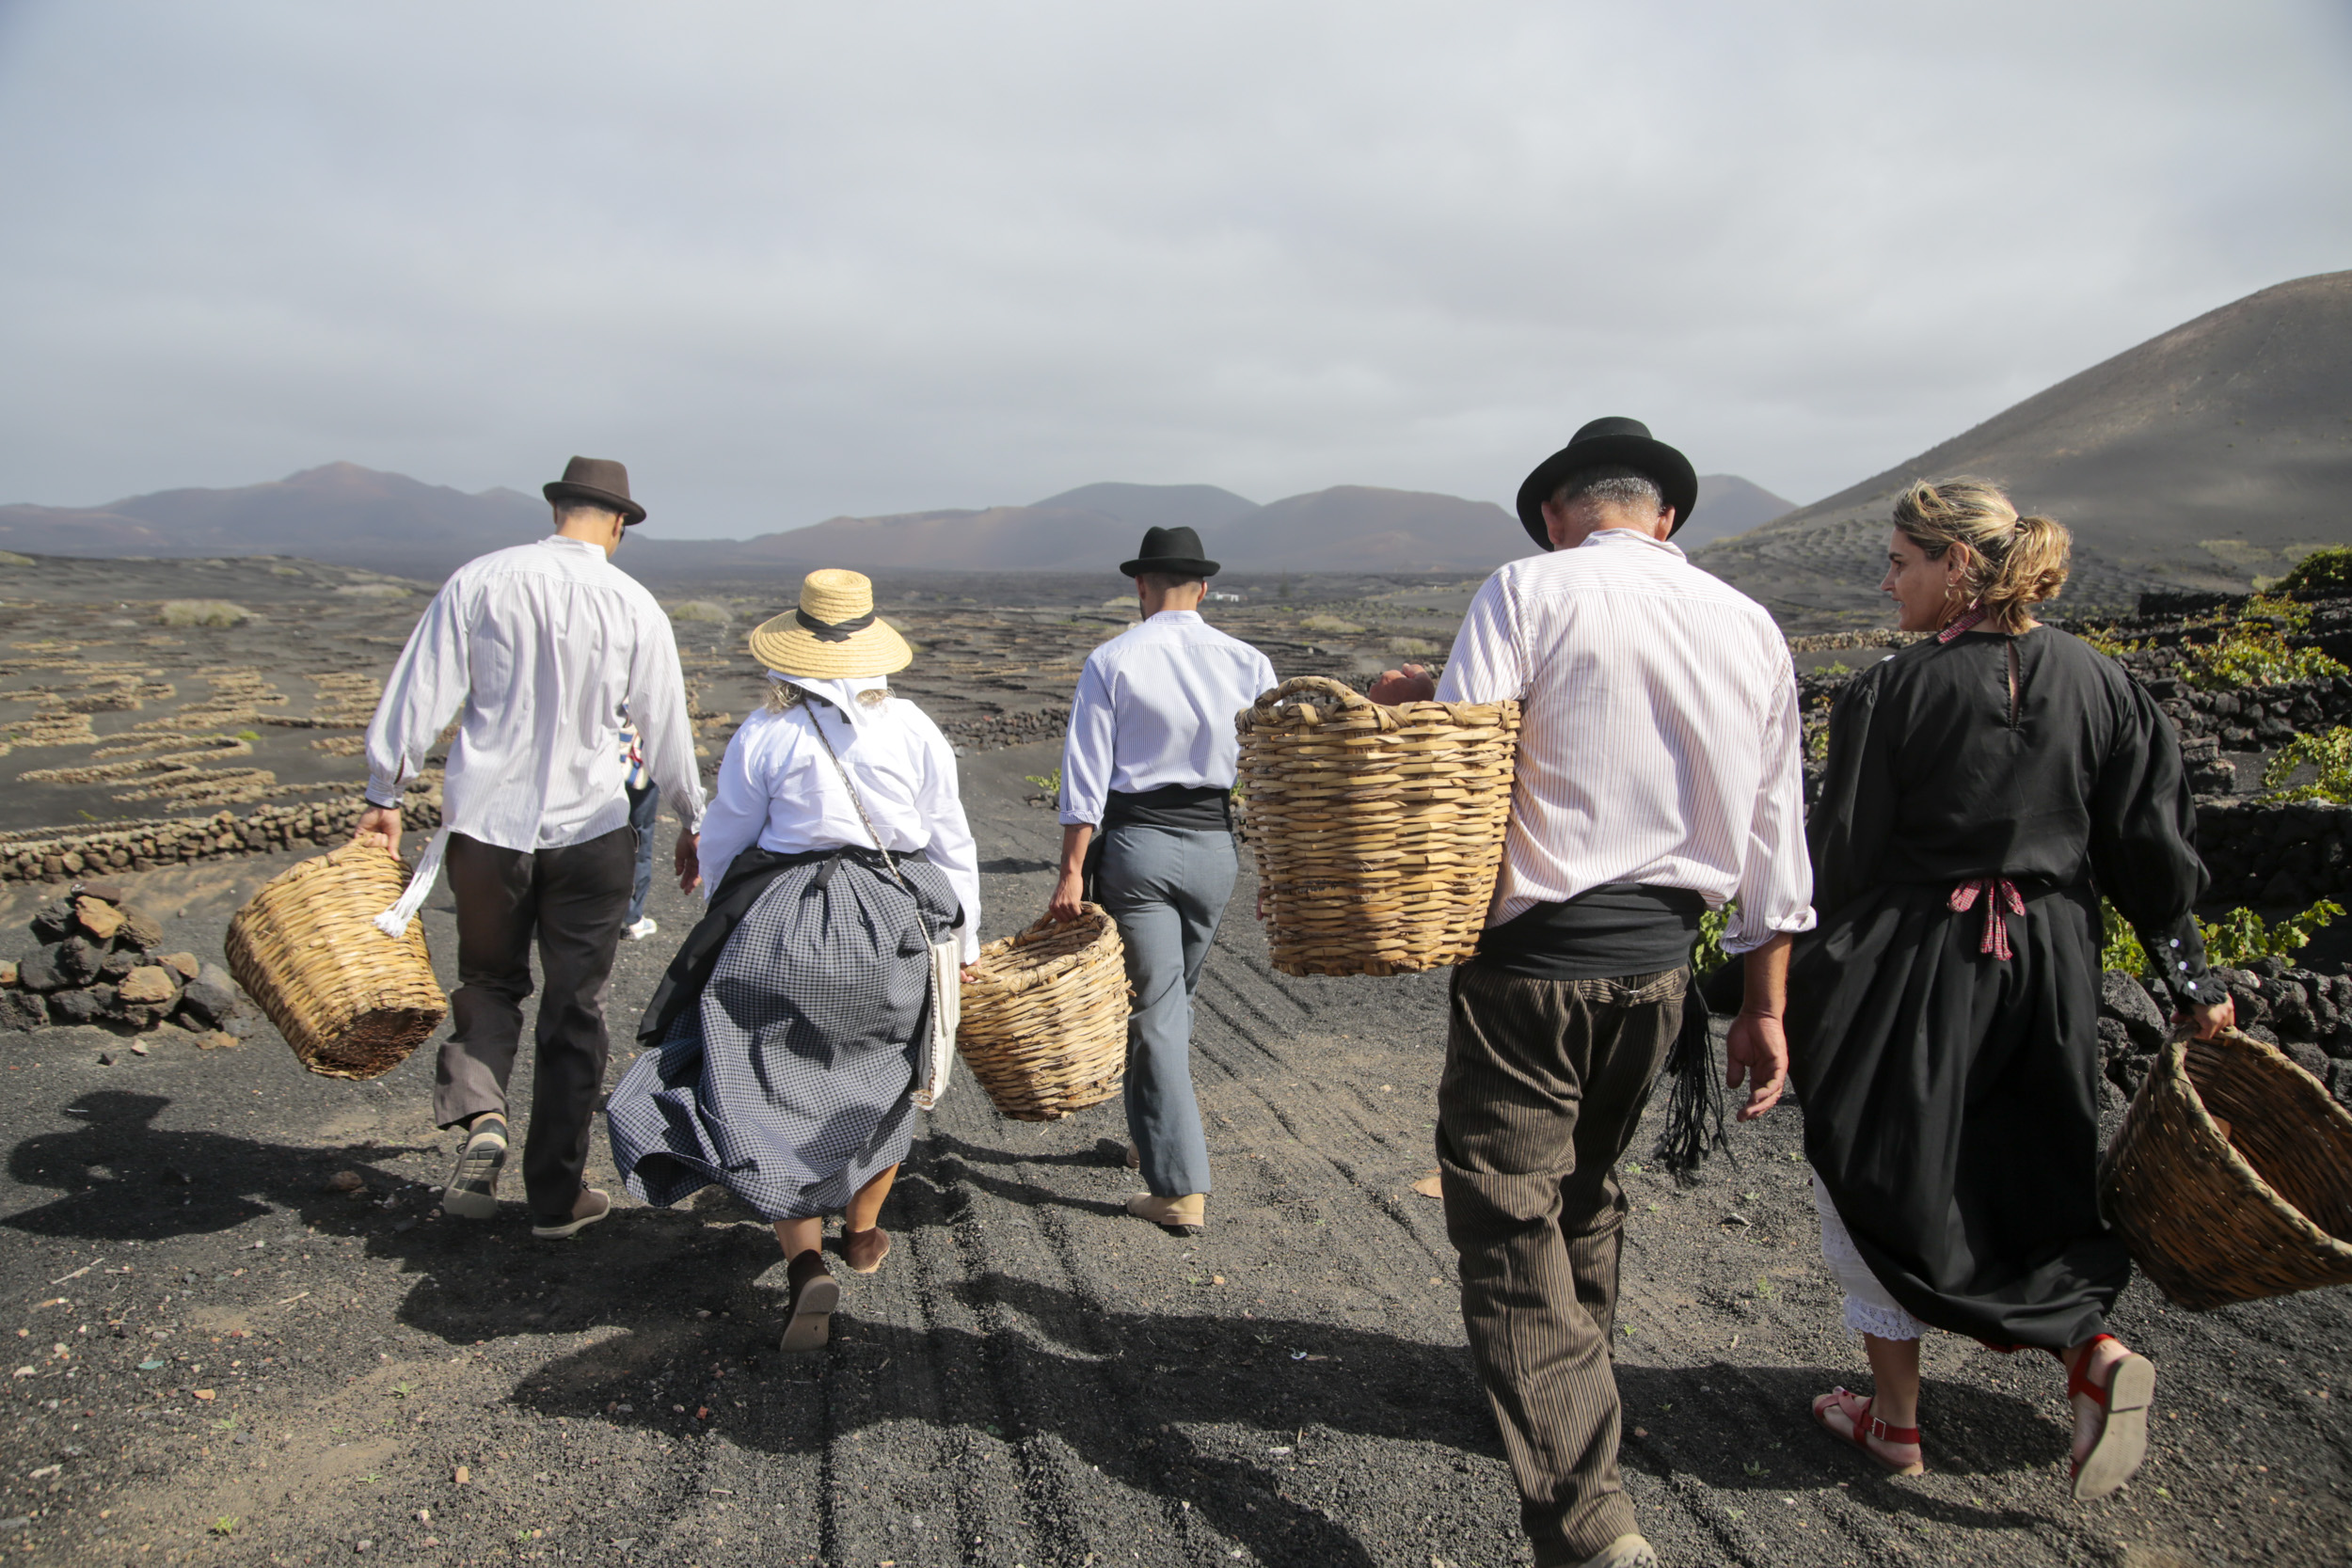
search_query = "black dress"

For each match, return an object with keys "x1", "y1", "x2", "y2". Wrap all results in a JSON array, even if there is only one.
[{"x1": 1787, "y1": 626, "x2": 2210, "y2": 1348}]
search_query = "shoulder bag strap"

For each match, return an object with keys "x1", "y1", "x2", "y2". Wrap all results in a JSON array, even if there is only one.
[{"x1": 801, "y1": 699, "x2": 912, "y2": 893}]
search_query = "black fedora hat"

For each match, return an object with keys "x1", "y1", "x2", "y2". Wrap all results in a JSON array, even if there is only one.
[
  {"x1": 1119, "y1": 525, "x2": 1220, "y2": 578},
  {"x1": 1514, "y1": 417, "x2": 1697, "y2": 549},
  {"x1": 543, "y1": 455, "x2": 647, "y2": 526}
]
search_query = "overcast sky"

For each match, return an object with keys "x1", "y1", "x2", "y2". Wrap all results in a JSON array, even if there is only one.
[{"x1": 1, "y1": 2, "x2": 2347, "y2": 539}]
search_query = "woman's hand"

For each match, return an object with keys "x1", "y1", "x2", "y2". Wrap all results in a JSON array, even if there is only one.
[
  {"x1": 2178, "y1": 992, "x2": 2236, "y2": 1040},
  {"x1": 960, "y1": 965, "x2": 981, "y2": 984},
  {"x1": 1045, "y1": 867, "x2": 1087, "y2": 923}
]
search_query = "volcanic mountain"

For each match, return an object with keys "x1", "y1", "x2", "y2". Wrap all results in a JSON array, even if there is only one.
[{"x1": 1696, "y1": 270, "x2": 2352, "y2": 628}]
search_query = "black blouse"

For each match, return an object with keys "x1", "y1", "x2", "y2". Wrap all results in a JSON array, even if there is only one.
[{"x1": 1807, "y1": 626, "x2": 2212, "y2": 993}]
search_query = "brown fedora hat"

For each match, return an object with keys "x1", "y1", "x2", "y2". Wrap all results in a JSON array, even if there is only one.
[{"x1": 543, "y1": 455, "x2": 646, "y2": 526}]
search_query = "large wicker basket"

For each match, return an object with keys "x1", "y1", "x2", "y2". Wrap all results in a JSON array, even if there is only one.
[
  {"x1": 1236, "y1": 675, "x2": 1520, "y2": 976},
  {"x1": 2100, "y1": 1024, "x2": 2352, "y2": 1310},
  {"x1": 955, "y1": 904, "x2": 1130, "y2": 1121},
  {"x1": 225, "y1": 842, "x2": 449, "y2": 1082}
]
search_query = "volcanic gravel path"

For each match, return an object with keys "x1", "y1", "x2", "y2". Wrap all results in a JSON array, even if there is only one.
[{"x1": 2, "y1": 740, "x2": 2347, "y2": 1567}]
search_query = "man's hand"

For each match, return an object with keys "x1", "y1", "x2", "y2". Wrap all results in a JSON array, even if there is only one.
[
  {"x1": 1046, "y1": 868, "x2": 1087, "y2": 924},
  {"x1": 1046, "y1": 823, "x2": 1092, "y2": 924},
  {"x1": 1368, "y1": 663, "x2": 1436, "y2": 705},
  {"x1": 2179, "y1": 992, "x2": 2236, "y2": 1040},
  {"x1": 354, "y1": 803, "x2": 401, "y2": 856},
  {"x1": 675, "y1": 829, "x2": 701, "y2": 895},
  {"x1": 1724, "y1": 1009, "x2": 1788, "y2": 1120}
]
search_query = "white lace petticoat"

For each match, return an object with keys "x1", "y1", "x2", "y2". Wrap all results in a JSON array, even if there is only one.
[{"x1": 1811, "y1": 1168, "x2": 1931, "y2": 1341}]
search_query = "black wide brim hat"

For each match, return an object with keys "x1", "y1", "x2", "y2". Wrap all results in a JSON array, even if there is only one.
[
  {"x1": 1119, "y1": 524, "x2": 1220, "y2": 578},
  {"x1": 543, "y1": 454, "x2": 647, "y2": 526},
  {"x1": 1514, "y1": 417, "x2": 1697, "y2": 548}
]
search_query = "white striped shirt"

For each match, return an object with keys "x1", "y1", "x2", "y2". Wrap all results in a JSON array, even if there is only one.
[
  {"x1": 1058, "y1": 610, "x2": 1279, "y2": 827},
  {"x1": 1435, "y1": 529, "x2": 1815, "y2": 954},
  {"x1": 366, "y1": 536, "x2": 707, "y2": 852}
]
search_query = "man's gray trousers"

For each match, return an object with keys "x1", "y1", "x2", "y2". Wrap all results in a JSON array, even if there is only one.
[{"x1": 1097, "y1": 823, "x2": 1237, "y2": 1198}]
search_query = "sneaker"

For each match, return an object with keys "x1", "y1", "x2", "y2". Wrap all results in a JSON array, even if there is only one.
[
  {"x1": 623, "y1": 917, "x2": 659, "y2": 942},
  {"x1": 439, "y1": 1117, "x2": 507, "y2": 1219},
  {"x1": 532, "y1": 1186, "x2": 612, "y2": 1239}
]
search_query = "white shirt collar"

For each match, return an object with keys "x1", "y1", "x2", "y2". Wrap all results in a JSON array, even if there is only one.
[
  {"x1": 1577, "y1": 528, "x2": 1686, "y2": 562},
  {"x1": 1148, "y1": 610, "x2": 1204, "y2": 626},
  {"x1": 540, "y1": 534, "x2": 606, "y2": 559}
]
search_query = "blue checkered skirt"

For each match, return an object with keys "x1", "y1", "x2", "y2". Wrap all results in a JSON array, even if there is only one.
[{"x1": 605, "y1": 853, "x2": 961, "y2": 1221}]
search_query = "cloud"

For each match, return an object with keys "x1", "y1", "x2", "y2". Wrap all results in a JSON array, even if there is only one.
[{"x1": 0, "y1": 0, "x2": 2346, "y2": 537}]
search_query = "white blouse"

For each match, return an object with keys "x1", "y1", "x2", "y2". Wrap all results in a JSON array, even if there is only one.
[{"x1": 695, "y1": 687, "x2": 981, "y2": 961}]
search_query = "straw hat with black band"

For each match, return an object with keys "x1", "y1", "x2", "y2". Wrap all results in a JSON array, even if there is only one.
[
  {"x1": 1514, "y1": 417, "x2": 1697, "y2": 549},
  {"x1": 748, "y1": 569, "x2": 913, "y2": 680},
  {"x1": 543, "y1": 455, "x2": 647, "y2": 526}
]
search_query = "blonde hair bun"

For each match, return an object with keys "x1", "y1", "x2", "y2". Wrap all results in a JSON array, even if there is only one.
[{"x1": 1891, "y1": 477, "x2": 2071, "y2": 633}]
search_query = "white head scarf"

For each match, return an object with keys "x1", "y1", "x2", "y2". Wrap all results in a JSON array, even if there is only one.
[{"x1": 770, "y1": 671, "x2": 893, "y2": 729}]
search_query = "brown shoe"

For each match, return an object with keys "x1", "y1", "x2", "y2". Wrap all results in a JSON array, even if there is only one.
[
  {"x1": 780, "y1": 1249, "x2": 838, "y2": 1354},
  {"x1": 1125, "y1": 1193, "x2": 1205, "y2": 1235},
  {"x1": 531, "y1": 1186, "x2": 611, "y2": 1239},
  {"x1": 842, "y1": 1225, "x2": 891, "y2": 1275}
]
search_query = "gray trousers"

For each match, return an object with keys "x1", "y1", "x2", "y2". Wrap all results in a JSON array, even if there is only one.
[
  {"x1": 1097, "y1": 824, "x2": 1236, "y2": 1198},
  {"x1": 434, "y1": 826, "x2": 636, "y2": 1219}
]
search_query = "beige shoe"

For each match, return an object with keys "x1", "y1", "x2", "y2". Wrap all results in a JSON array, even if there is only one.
[
  {"x1": 1573, "y1": 1535, "x2": 1657, "y2": 1568},
  {"x1": 531, "y1": 1186, "x2": 612, "y2": 1239},
  {"x1": 1125, "y1": 1192, "x2": 1205, "y2": 1234}
]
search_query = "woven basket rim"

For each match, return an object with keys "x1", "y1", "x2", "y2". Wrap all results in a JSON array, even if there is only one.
[
  {"x1": 964, "y1": 903, "x2": 1120, "y2": 996},
  {"x1": 1241, "y1": 673, "x2": 1517, "y2": 734},
  {"x1": 2162, "y1": 1023, "x2": 2352, "y2": 1264}
]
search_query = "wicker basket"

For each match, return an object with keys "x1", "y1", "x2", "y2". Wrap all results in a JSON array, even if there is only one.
[
  {"x1": 2099, "y1": 1024, "x2": 2352, "y2": 1310},
  {"x1": 955, "y1": 904, "x2": 1131, "y2": 1121},
  {"x1": 225, "y1": 842, "x2": 449, "y2": 1082},
  {"x1": 1236, "y1": 675, "x2": 1520, "y2": 976}
]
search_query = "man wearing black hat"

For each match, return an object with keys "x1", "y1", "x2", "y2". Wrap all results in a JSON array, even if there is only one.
[
  {"x1": 1372, "y1": 420, "x2": 1814, "y2": 1568},
  {"x1": 1044, "y1": 526, "x2": 1277, "y2": 1235},
  {"x1": 357, "y1": 457, "x2": 707, "y2": 1241}
]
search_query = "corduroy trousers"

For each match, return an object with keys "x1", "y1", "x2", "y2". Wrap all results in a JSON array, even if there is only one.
[{"x1": 1437, "y1": 960, "x2": 1685, "y2": 1566}]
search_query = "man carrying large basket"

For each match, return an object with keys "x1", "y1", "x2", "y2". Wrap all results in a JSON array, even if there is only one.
[
  {"x1": 356, "y1": 456, "x2": 707, "y2": 1241},
  {"x1": 1046, "y1": 525, "x2": 1278, "y2": 1236},
  {"x1": 1372, "y1": 419, "x2": 1814, "y2": 1568}
]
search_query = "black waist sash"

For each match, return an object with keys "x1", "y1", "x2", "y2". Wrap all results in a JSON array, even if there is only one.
[
  {"x1": 1101, "y1": 783, "x2": 1234, "y2": 833},
  {"x1": 1474, "y1": 882, "x2": 1707, "y2": 981},
  {"x1": 634, "y1": 844, "x2": 922, "y2": 1051}
]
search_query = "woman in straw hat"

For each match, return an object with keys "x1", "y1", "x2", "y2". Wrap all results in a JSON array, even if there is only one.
[
  {"x1": 1789, "y1": 480, "x2": 2229, "y2": 1497},
  {"x1": 605, "y1": 569, "x2": 979, "y2": 1352}
]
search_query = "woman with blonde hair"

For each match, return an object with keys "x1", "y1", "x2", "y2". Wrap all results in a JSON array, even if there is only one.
[
  {"x1": 605, "y1": 570, "x2": 978, "y2": 1352},
  {"x1": 1788, "y1": 479, "x2": 2230, "y2": 1497}
]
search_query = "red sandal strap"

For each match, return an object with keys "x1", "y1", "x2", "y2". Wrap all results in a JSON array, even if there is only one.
[
  {"x1": 1832, "y1": 1390, "x2": 1921, "y2": 1448},
  {"x1": 2066, "y1": 1334, "x2": 2121, "y2": 1406}
]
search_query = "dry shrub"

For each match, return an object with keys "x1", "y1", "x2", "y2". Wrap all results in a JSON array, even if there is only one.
[
  {"x1": 158, "y1": 600, "x2": 252, "y2": 628},
  {"x1": 335, "y1": 583, "x2": 411, "y2": 598},
  {"x1": 668, "y1": 600, "x2": 734, "y2": 625},
  {"x1": 1386, "y1": 636, "x2": 1440, "y2": 657}
]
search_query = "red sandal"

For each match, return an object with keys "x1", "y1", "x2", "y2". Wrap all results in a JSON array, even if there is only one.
[
  {"x1": 1811, "y1": 1387, "x2": 1925, "y2": 1476},
  {"x1": 2066, "y1": 1335, "x2": 2155, "y2": 1501}
]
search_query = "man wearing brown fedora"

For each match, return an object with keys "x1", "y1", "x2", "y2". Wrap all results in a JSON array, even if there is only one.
[
  {"x1": 357, "y1": 456, "x2": 707, "y2": 1241},
  {"x1": 1373, "y1": 419, "x2": 1814, "y2": 1568}
]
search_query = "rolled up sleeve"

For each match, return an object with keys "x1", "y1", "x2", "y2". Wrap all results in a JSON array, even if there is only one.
[
  {"x1": 1724, "y1": 652, "x2": 1817, "y2": 954},
  {"x1": 1058, "y1": 656, "x2": 1117, "y2": 827}
]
